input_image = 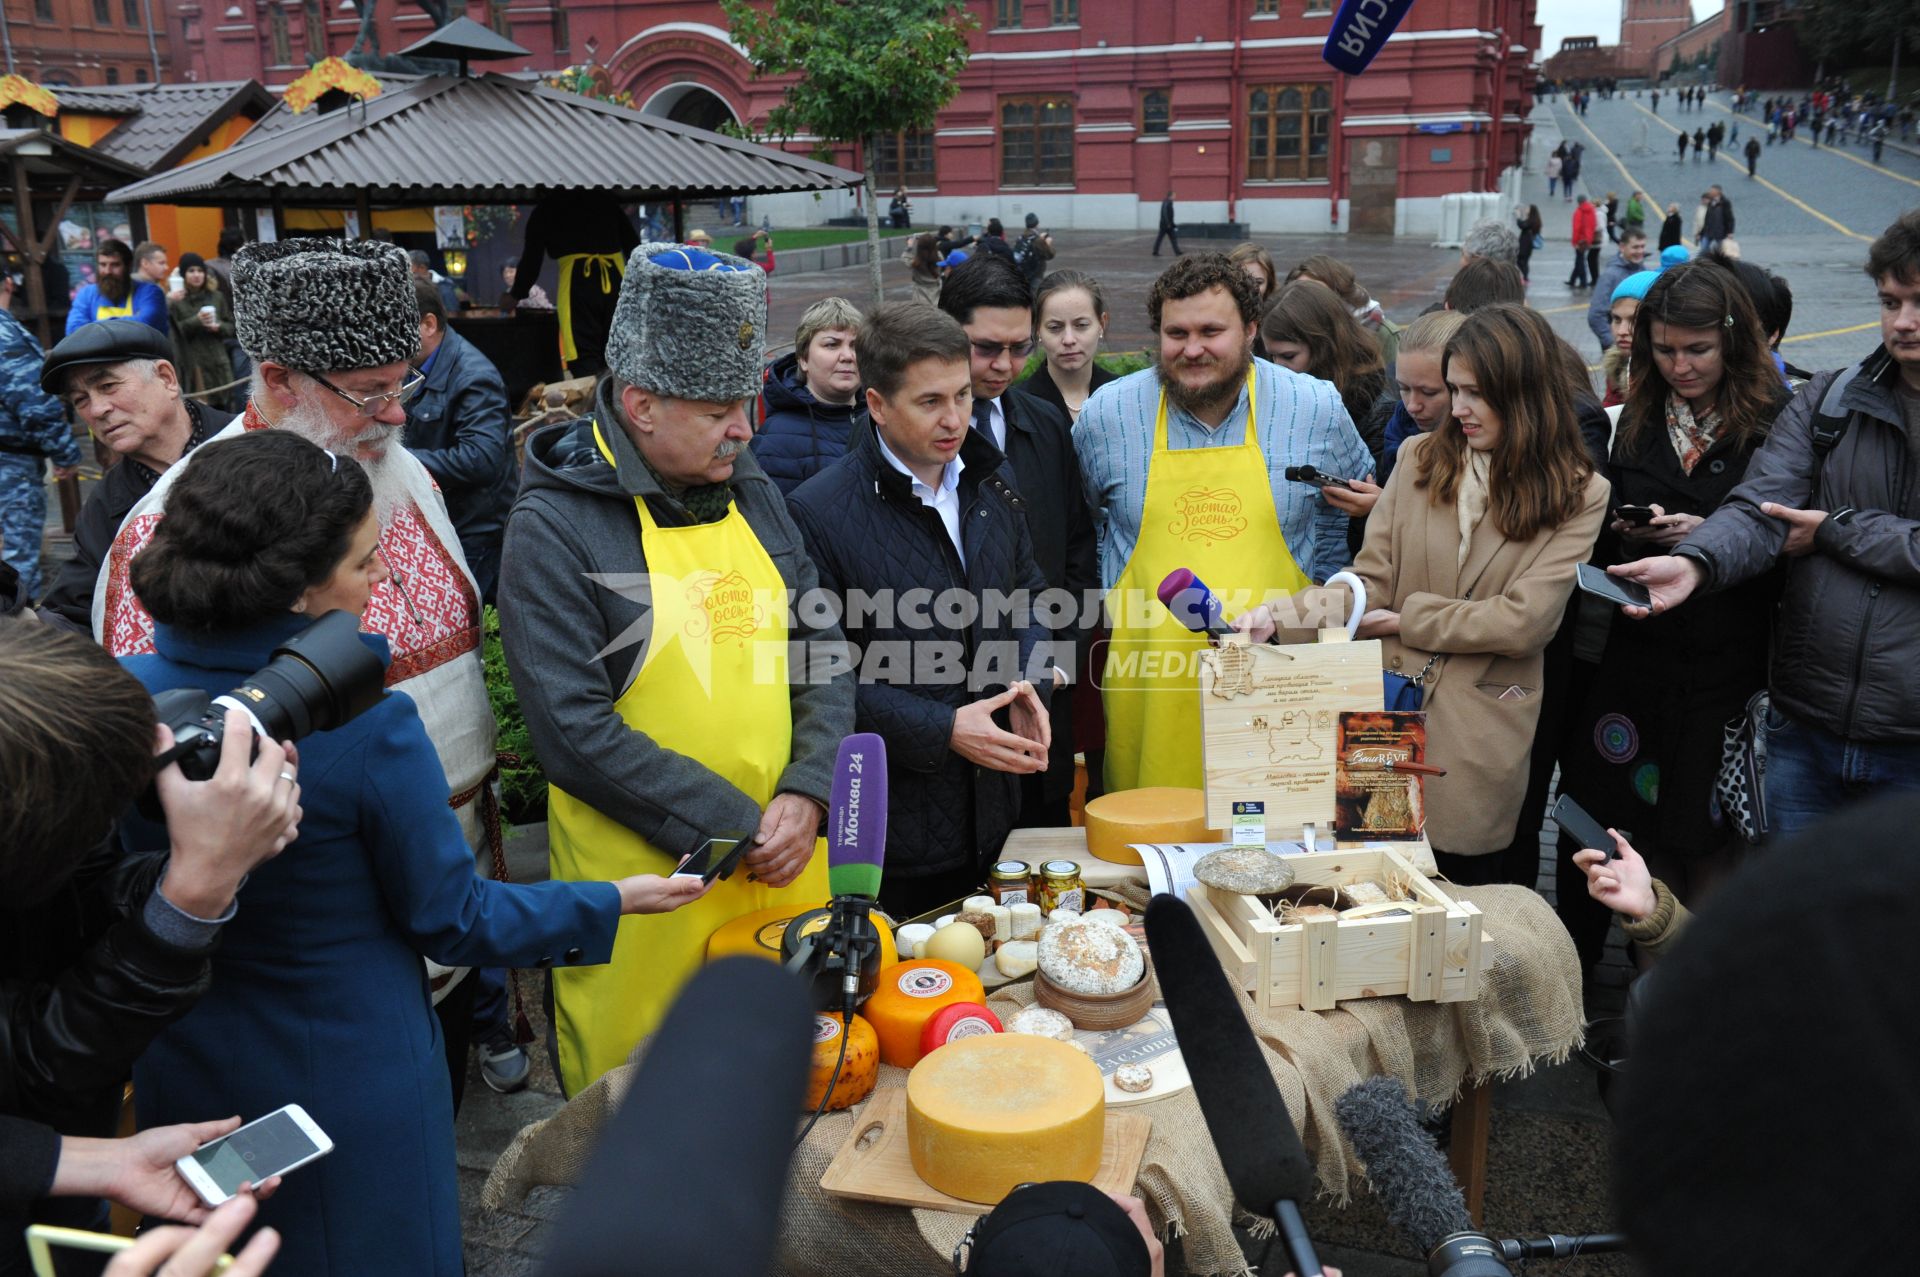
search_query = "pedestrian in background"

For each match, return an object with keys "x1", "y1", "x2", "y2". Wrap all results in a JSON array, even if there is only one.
[
  {"x1": 1744, "y1": 134, "x2": 1762, "y2": 177},
  {"x1": 1546, "y1": 147, "x2": 1564, "y2": 200},
  {"x1": 1569, "y1": 195, "x2": 1600, "y2": 290},
  {"x1": 1660, "y1": 201, "x2": 1684, "y2": 251},
  {"x1": 1515, "y1": 203, "x2": 1543, "y2": 284},
  {"x1": 1153, "y1": 189, "x2": 1180, "y2": 257}
]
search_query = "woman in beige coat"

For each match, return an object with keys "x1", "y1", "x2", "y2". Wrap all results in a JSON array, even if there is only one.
[{"x1": 1351, "y1": 304, "x2": 1609, "y2": 884}]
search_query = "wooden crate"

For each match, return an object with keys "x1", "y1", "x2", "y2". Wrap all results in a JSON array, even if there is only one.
[
  {"x1": 1188, "y1": 846, "x2": 1485, "y2": 1011},
  {"x1": 1196, "y1": 635, "x2": 1384, "y2": 838}
]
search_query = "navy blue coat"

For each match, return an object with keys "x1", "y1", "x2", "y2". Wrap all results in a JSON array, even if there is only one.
[
  {"x1": 787, "y1": 426, "x2": 1052, "y2": 879},
  {"x1": 404, "y1": 327, "x2": 517, "y2": 603},
  {"x1": 122, "y1": 617, "x2": 618, "y2": 1277},
  {"x1": 749, "y1": 351, "x2": 865, "y2": 495}
]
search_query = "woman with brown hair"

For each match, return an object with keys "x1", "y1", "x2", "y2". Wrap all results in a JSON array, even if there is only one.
[
  {"x1": 1231, "y1": 242, "x2": 1279, "y2": 358},
  {"x1": 1348, "y1": 304, "x2": 1608, "y2": 884},
  {"x1": 1559, "y1": 260, "x2": 1787, "y2": 951},
  {"x1": 1260, "y1": 279, "x2": 1388, "y2": 458},
  {"x1": 1014, "y1": 268, "x2": 1116, "y2": 424},
  {"x1": 903, "y1": 232, "x2": 943, "y2": 306},
  {"x1": 1286, "y1": 251, "x2": 1400, "y2": 368}
]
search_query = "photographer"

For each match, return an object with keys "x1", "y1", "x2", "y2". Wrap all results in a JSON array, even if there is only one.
[
  {"x1": 0, "y1": 617, "x2": 301, "y2": 1269},
  {"x1": 118, "y1": 430, "x2": 707, "y2": 1276}
]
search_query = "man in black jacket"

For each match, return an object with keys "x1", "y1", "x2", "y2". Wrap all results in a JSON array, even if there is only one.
[
  {"x1": 1700, "y1": 185, "x2": 1734, "y2": 254},
  {"x1": 406, "y1": 280, "x2": 516, "y2": 604},
  {"x1": 939, "y1": 255, "x2": 1097, "y2": 827},
  {"x1": 1154, "y1": 190, "x2": 1180, "y2": 257},
  {"x1": 0, "y1": 618, "x2": 299, "y2": 1267},
  {"x1": 36, "y1": 321, "x2": 213, "y2": 634},
  {"x1": 1614, "y1": 209, "x2": 1920, "y2": 837},
  {"x1": 788, "y1": 304, "x2": 1053, "y2": 920}
]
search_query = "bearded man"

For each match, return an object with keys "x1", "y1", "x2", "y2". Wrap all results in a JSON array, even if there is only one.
[
  {"x1": 92, "y1": 238, "x2": 503, "y2": 1100},
  {"x1": 65, "y1": 239, "x2": 167, "y2": 335},
  {"x1": 1070, "y1": 252, "x2": 1370, "y2": 793}
]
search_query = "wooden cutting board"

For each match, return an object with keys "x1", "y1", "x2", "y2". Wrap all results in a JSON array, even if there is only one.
[{"x1": 819, "y1": 1088, "x2": 1152, "y2": 1216}]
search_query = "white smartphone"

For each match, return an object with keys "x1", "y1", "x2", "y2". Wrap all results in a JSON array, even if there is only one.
[{"x1": 175, "y1": 1104, "x2": 334, "y2": 1207}]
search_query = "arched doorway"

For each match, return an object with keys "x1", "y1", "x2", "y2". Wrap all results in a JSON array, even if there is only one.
[{"x1": 641, "y1": 82, "x2": 737, "y2": 133}]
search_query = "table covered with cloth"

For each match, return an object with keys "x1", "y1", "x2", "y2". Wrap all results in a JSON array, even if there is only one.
[{"x1": 482, "y1": 883, "x2": 1582, "y2": 1277}]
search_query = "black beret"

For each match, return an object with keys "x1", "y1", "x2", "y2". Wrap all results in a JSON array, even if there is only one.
[{"x1": 41, "y1": 319, "x2": 173, "y2": 393}]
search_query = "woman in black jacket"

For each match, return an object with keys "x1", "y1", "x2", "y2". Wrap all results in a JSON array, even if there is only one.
[
  {"x1": 1514, "y1": 203, "x2": 1543, "y2": 282},
  {"x1": 1012, "y1": 270, "x2": 1116, "y2": 425},
  {"x1": 1659, "y1": 202, "x2": 1685, "y2": 251},
  {"x1": 1560, "y1": 261, "x2": 1787, "y2": 962}
]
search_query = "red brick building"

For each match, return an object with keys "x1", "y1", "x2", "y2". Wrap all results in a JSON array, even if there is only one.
[
  {"x1": 181, "y1": 0, "x2": 1539, "y2": 237},
  {"x1": 1, "y1": 0, "x2": 172, "y2": 87}
]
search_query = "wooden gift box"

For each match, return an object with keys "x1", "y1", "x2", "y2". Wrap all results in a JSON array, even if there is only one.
[{"x1": 1187, "y1": 845, "x2": 1485, "y2": 1011}]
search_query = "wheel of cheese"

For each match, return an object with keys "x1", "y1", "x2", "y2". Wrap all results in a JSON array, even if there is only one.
[
  {"x1": 806, "y1": 1013, "x2": 878, "y2": 1112},
  {"x1": 864, "y1": 959, "x2": 988, "y2": 1068},
  {"x1": 1083, "y1": 788, "x2": 1221, "y2": 865},
  {"x1": 705, "y1": 904, "x2": 897, "y2": 969},
  {"x1": 905, "y1": 1034, "x2": 1105, "y2": 1203},
  {"x1": 920, "y1": 1002, "x2": 1003, "y2": 1058}
]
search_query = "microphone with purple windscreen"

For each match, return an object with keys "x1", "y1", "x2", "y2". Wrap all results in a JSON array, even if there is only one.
[
  {"x1": 826, "y1": 731, "x2": 887, "y2": 900},
  {"x1": 1158, "y1": 567, "x2": 1234, "y2": 638}
]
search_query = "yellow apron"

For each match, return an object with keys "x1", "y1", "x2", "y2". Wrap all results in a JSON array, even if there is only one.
[
  {"x1": 1101, "y1": 369, "x2": 1313, "y2": 792},
  {"x1": 554, "y1": 252, "x2": 626, "y2": 366},
  {"x1": 547, "y1": 423, "x2": 826, "y2": 1095},
  {"x1": 94, "y1": 297, "x2": 136, "y2": 319}
]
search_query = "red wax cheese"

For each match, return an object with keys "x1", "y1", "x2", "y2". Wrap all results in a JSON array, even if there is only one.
[
  {"x1": 864, "y1": 959, "x2": 989, "y2": 1068},
  {"x1": 920, "y1": 1002, "x2": 1004, "y2": 1058}
]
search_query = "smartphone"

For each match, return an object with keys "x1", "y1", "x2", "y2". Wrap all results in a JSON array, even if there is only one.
[
  {"x1": 672, "y1": 834, "x2": 750, "y2": 884},
  {"x1": 1575, "y1": 561, "x2": 1652, "y2": 610},
  {"x1": 1284, "y1": 464, "x2": 1355, "y2": 492},
  {"x1": 1552, "y1": 794, "x2": 1619, "y2": 859},
  {"x1": 25, "y1": 1226, "x2": 234, "y2": 1277},
  {"x1": 1614, "y1": 504, "x2": 1657, "y2": 525},
  {"x1": 175, "y1": 1104, "x2": 332, "y2": 1208}
]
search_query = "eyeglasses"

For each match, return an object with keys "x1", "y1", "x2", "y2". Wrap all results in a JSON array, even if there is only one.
[
  {"x1": 309, "y1": 367, "x2": 425, "y2": 417},
  {"x1": 970, "y1": 338, "x2": 1035, "y2": 362}
]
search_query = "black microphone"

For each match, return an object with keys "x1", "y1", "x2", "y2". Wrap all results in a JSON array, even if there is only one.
[
  {"x1": 1333, "y1": 1076, "x2": 1510, "y2": 1276},
  {"x1": 534, "y1": 958, "x2": 814, "y2": 1277},
  {"x1": 1145, "y1": 895, "x2": 1324, "y2": 1276}
]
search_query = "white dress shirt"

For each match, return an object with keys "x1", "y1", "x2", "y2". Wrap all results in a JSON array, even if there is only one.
[{"x1": 875, "y1": 429, "x2": 967, "y2": 567}]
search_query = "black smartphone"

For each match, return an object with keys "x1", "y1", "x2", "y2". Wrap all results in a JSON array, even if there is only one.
[
  {"x1": 1614, "y1": 504, "x2": 1657, "y2": 525},
  {"x1": 1284, "y1": 464, "x2": 1355, "y2": 492},
  {"x1": 1552, "y1": 794, "x2": 1619, "y2": 859},
  {"x1": 1575, "y1": 562, "x2": 1652, "y2": 610},
  {"x1": 672, "y1": 835, "x2": 750, "y2": 884}
]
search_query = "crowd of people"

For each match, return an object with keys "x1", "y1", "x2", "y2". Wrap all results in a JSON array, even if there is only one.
[{"x1": 3, "y1": 181, "x2": 1920, "y2": 1275}]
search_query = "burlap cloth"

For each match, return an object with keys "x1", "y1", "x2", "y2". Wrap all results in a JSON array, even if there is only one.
[{"x1": 483, "y1": 884, "x2": 1581, "y2": 1276}]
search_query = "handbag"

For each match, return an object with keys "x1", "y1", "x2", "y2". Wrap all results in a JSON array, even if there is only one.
[
  {"x1": 1714, "y1": 689, "x2": 1772, "y2": 843},
  {"x1": 1383, "y1": 653, "x2": 1439, "y2": 711},
  {"x1": 1532, "y1": 232, "x2": 1546, "y2": 250}
]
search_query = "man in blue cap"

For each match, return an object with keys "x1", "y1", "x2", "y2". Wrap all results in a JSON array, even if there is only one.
[{"x1": 36, "y1": 320, "x2": 213, "y2": 632}]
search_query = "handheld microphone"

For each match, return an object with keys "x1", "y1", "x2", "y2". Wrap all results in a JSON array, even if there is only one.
[
  {"x1": 534, "y1": 958, "x2": 813, "y2": 1277},
  {"x1": 1333, "y1": 1076, "x2": 1510, "y2": 1276},
  {"x1": 1158, "y1": 567, "x2": 1233, "y2": 637},
  {"x1": 788, "y1": 733, "x2": 889, "y2": 1014},
  {"x1": 1322, "y1": 0, "x2": 1421, "y2": 75},
  {"x1": 1145, "y1": 895, "x2": 1325, "y2": 1276}
]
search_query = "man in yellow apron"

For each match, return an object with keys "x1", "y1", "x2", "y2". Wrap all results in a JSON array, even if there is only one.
[
  {"x1": 498, "y1": 242, "x2": 856, "y2": 1096},
  {"x1": 1071, "y1": 254, "x2": 1373, "y2": 793},
  {"x1": 508, "y1": 192, "x2": 641, "y2": 379},
  {"x1": 64, "y1": 239, "x2": 168, "y2": 337}
]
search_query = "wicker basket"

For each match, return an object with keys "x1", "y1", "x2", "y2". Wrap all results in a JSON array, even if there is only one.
[{"x1": 1034, "y1": 954, "x2": 1156, "y2": 1030}]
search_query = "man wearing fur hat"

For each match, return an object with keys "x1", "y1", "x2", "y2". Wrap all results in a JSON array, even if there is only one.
[
  {"x1": 92, "y1": 239, "x2": 509, "y2": 1097},
  {"x1": 499, "y1": 243, "x2": 855, "y2": 1096}
]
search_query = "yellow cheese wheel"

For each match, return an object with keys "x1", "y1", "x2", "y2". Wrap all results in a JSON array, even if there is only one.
[
  {"x1": 807, "y1": 1013, "x2": 878, "y2": 1112},
  {"x1": 705, "y1": 904, "x2": 897, "y2": 969},
  {"x1": 905, "y1": 1034, "x2": 1105, "y2": 1203},
  {"x1": 863, "y1": 959, "x2": 988, "y2": 1068},
  {"x1": 1082, "y1": 787, "x2": 1221, "y2": 864}
]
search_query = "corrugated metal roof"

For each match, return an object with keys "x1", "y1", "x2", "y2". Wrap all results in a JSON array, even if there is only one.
[
  {"x1": 0, "y1": 128, "x2": 148, "y2": 187},
  {"x1": 70, "y1": 82, "x2": 275, "y2": 172},
  {"x1": 108, "y1": 73, "x2": 862, "y2": 206}
]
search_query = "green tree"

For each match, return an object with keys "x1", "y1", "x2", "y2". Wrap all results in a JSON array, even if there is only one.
[{"x1": 720, "y1": 0, "x2": 977, "y2": 304}]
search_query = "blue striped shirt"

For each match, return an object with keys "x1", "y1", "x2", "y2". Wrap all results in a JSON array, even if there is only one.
[{"x1": 1070, "y1": 358, "x2": 1372, "y2": 586}]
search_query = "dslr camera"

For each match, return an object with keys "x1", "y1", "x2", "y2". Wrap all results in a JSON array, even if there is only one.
[{"x1": 151, "y1": 610, "x2": 387, "y2": 783}]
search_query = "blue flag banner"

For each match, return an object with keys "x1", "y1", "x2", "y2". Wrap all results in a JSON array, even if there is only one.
[{"x1": 1322, "y1": 0, "x2": 1420, "y2": 75}]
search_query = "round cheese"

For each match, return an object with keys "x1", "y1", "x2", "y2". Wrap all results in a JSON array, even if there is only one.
[
  {"x1": 1038, "y1": 916, "x2": 1145, "y2": 995},
  {"x1": 920, "y1": 1002, "x2": 1003, "y2": 1057},
  {"x1": 806, "y1": 1013, "x2": 878, "y2": 1111},
  {"x1": 1083, "y1": 787, "x2": 1220, "y2": 865},
  {"x1": 906, "y1": 1034, "x2": 1105, "y2": 1203},
  {"x1": 924, "y1": 921, "x2": 987, "y2": 971},
  {"x1": 706, "y1": 904, "x2": 897, "y2": 969},
  {"x1": 1010, "y1": 902, "x2": 1042, "y2": 940},
  {"x1": 994, "y1": 940, "x2": 1039, "y2": 979},
  {"x1": 1004, "y1": 1005, "x2": 1074, "y2": 1041},
  {"x1": 864, "y1": 959, "x2": 988, "y2": 1068}
]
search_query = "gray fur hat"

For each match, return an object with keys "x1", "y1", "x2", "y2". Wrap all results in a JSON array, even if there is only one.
[
  {"x1": 231, "y1": 237, "x2": 421, "y2": 371},
  {"x1": 606, "y1": 242, "x2": 767, "y2": 402}
]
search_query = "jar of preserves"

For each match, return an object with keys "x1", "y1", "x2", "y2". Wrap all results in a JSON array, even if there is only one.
[
  {"x1": 1039, "y1": 860, "x2": 1085, "y2": 914},
  {"x1": 988, "y1": 860, "x2": 1032, "y2": 906}
]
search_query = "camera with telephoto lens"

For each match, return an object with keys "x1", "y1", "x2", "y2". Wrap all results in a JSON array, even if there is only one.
[{"x1": 150, "y1": 610, "x2": 388, "y2": 784}]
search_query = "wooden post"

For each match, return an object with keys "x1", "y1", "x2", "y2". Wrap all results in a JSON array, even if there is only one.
[
  {"x1": 8, "y1": 158, "x2": 47, "y2": 347},
  {"x1": 671, "y1": 198, "x2": 685, "y2": 244},
  {"x1": 270, "y1": 191, "x2": 287, "y2": 240},
  {"x1": 1448, "y1": 1080, "x2": 1493, "y2": 1228},
  {"x1": 354, "y1": 188, "x2": 372, "y2": 241}
]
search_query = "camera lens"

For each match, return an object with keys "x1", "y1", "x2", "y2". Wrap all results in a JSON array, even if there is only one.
[{"x1": 230, "y1": 611, "x2": 387, "y2": 741}]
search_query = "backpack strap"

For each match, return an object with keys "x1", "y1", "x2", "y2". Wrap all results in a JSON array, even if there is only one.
[{"x1": 1810, "y1": 362, "x2": 1861, "y2": 457}]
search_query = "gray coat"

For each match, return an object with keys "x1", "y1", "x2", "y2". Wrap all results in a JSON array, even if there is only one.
[
  {"x1": 1588, "y1": 251, "x2": 1641, "y2": 349},
  {"x1": 1678, "y1": 348, "x2": 1920, "y2": 742},
  {"x1": 497, "y1": 382, "x2": 856, "y2": 855}
]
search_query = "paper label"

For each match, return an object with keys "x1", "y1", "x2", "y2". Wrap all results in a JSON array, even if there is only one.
[{"x1": 1231, "y1": 800, "x2": 1267, "y2": 846}]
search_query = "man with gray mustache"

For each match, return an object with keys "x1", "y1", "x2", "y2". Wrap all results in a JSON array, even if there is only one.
[{"x1": 497, "y1": 242, "x2": 855, "y2": 1095}]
